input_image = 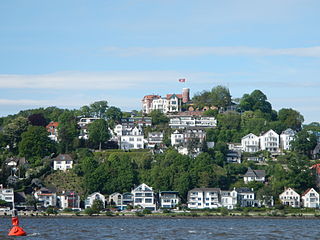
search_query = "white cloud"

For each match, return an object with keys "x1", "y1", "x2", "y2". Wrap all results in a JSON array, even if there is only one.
[{"x1": 103, "y1": 46, "x2": 320, "y2": 57}]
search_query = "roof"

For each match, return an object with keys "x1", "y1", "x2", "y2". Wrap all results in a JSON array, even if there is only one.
[
  {"x1": 5, "y1": 157, "x2": 27, "y2": 166},
  {"x1": 160, "y1": 191, "x2": 179, "y2": 195},
  {"x1": 244, "y1": 167, "x2": 266, "y2": 178},
  {"x1": 236, "y1": 187, "x2": 254, "y2": 193},
  {"x1": 46, "y1": 121, "x2": 59, "y2": 128},
  {"x1": 166, "y1": 94, "x2": 183, "y2": 100},
  {"x1": 53, "y1": 154, "x2": 73, "y2": 162},
  {"x1": 143, "y1": 95, "x2": 161, "y2": 100},
  {"x1": 189, "y1": 188, "x2": 221, "y2": 192}
]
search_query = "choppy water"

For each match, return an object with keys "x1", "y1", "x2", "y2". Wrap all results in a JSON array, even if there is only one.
[{"x1": 0, "y1": 217, "x2": 319, "y2": 239}]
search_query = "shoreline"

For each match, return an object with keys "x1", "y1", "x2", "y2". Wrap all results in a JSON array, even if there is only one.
[{"x1": 1, "y1": 214, "x2": 320, "y2": 220}]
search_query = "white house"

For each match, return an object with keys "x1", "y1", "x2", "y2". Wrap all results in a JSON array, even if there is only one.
[
  {"x1": 53, "y1": 154, "x2": 73, "y2": 171},
  {"x1": 132, "y1": 183, "x2": 156, "y2": 210},
  {"x1": 236, "y1": 188, "x2": 258, "y2": 207},
  {"x1": 301, "y1": 188, "x2": 319, "y2": 208},
  {"x1": 243, "y1": 168, "x2": 266, "y2": 184},
  {"x1": 241, "y1": 133, "x2": 260, "y2": 153},
  {"x1": 0, "y1": 185, "x2": 14, "y2": 203},
  {"x1": 280, "y1": 128, "x2": 295, "y2": 151},
  {"x1": 259, "y1": 129, "x2": 279, "y2": 153},
  {"x1": 187, "y1": 188, "x2": 221, "y2": 209},
  {"x1": 159, "y1": 191, "x2": 180, "y2": 209},
  {"x1": 147, "y1": 132, "x2": 164, "y2": 148},
  {"x1": 85, "y1": 192, "x2": 106, "y2": 209},
  {"x1": 46, "y1": 122, "x2": 59, "y2": 142},
  {"x1": 171, "y1": 130, "x2": 184, "y2": 146},
  {"x1": 169, "y1": 116, "x2": 217, "y2": 129},
  {"x1": 34, "y1": 187, "x2": 57, "y2": 207},
  {"x1": 58, "y1": 191, "x2": 80, "y2": 210},
  {"x1": 221, "y1": 190, "x2": 237, "y2": 209},
  {"x1": 78, "y1": 117, "x2": 100, "y2": 140},
  {"x1": 279, "y1": 188, "x2": 300, "y2": 208},
  {"x1": 108, "y1": 192, "x2": 123, "y2": 208},
  {"x1": 120, "y1": 127, "x2": 145, "y2": 150}
]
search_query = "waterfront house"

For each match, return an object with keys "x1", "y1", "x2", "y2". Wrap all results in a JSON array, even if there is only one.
[
  {"x1": 236, "y1": 188, "x2": 259, "y2": 207},
  {"x1": 34, "y1": 187, "x2": 57, "y2": 208},
  {"x1": 187, "y1": 188, "x2": 221, "y2": 209},
  {"x1": 53, "y1": 154, "x2": 73, "y2": 171},
  {"x1": 301, "y1": 188, "x2": 319, "y2": 208},
  {"x1": 159, "y1": 191, "x2": 180, "y2": 209},
  {"x1": 131, "y1": 183, "x2": 156, "y2": 210},
  {"x1": 243, "y1": 167, "x2": 266, "y2": 184},
  {"x1": 279, "y1": 188, "x2": 300, "y2": 208},
  {"x1": 58, "y1": 191, "x2": 80, "y2": 210},
  {"x1": 109, "y1": 192, "x2": 123, "y2": 208},
  {"x1": 241, "y1": 133, "x2": 260, "y2": 153},
  {"x1": 220, "y1": 190, "x2": 237, "y2": 209},
  {"x1": 0, "y1": 185, "x2": 14, "y2": 204},
  {"x1": 85, "y1": 192, "x2": 106, "y2": 209}
]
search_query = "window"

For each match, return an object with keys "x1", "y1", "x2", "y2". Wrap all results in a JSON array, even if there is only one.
[
  {"x1": 145, "y1": 199, "x2": 153, "y2": 203},
  {"x1": 135, "y1": 198, "x2": 142, "y2": 203}
]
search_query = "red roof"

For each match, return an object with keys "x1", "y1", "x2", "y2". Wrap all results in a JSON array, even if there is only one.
[
  {"x1": 166, "y1": 94, "x2": 182, "y2": 99},
  {"x1": 302, "y1": 188, "x2": 312, "y2": 196},
  {"x1": 46, "y1": 122, "x2": 59, "y2": 128}
]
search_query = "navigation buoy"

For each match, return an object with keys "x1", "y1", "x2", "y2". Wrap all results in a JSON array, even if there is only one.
[{"x1": 8, "y1": 209, "x2": 27, "y2": 236}]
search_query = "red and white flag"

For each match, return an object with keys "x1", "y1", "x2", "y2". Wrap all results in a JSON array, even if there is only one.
[{"x1": 178, "y1": 78, "x2": 186, "y2": 82}]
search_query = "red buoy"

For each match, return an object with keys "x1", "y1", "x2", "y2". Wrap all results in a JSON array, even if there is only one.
[{"x1": 8, "y1": 215, "x2": 27, "y2": 236}]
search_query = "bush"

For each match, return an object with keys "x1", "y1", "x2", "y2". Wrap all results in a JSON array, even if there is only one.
[
  {"x1": 220, "y1": 208, "x2": 229, "y2": 216},
  {"x1": 135, "y1": 211, "x2": 144, "y2": 217},
  {"x1": 105, "y1": 211, "x2": 114, "y2": 216},
  {"x1": 142, "y1": 209, "x2": 152, "y2": 214},
  {"x1": 84, "y1": 207, "x2": 95, "y2": 216}
]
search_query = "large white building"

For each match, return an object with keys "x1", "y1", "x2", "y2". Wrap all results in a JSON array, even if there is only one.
[
  {"x1": 119, "y1": 127, "x2": 145, "y2": 150},
  {"x1": 34, "y1": 187, "x2": 57, "y2": 207},
  {"x1": 221, "y1": 190, "x2": 237, "y2": 209},
  {"x1": 159, "y1": 191, "x2": 180, "y2": 209},
  {"x1": 132, "y1": 183, "x2": 156, "y2": 210},
  {"x1": 58, "y1": 191, "x2": 80, "y2": 210},
  {"x1": 279, "y1": 188, "x2": 300, "y2": 208},
  {"x1": 169, "y1": 116, "x2": 217, "y2": 129},
  {"x1": 142, "y1": 88, "x2": 190, "y2": 114},
  {"x1": 241, "y1": 133, "x2": 260, "y2": 153},
  {"x1": 187, "y1": 188, "x2": 221, "y2": 209},
  {"x1": 260, "y1": 129, "x2": 280, "y2": 152}
]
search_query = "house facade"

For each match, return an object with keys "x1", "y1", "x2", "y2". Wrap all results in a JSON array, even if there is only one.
[
  {"x1": 280, "y1": 128, "x2": 295, "y2": 151},
  {"x1": 132, "y1": 183, "x2": 156, "y2": 210},
  {"x1": 241, "y1": 133, "x2": 260, "y2": 153},
  {"x1": 301, "y1": 188, "x2": 319, "y2": 208},
  {"x1": 236, "y1": 188, "x2": 258, "y2": 207},
  {"x1": 120, "y1": 127, "x2": 145, "y2": 150},
  {"x1": 147, "y1": 132, "x2": 164, "y2": 148},
  {"x1": 169, "y1": 116, "x2": 217, "y2": 129},
  {"x1": 187, "y1": 188, "x2": 221, "y2": 209},
  {"x1": 34, "y1": 187, "x2": 57, "y2": 208},
  {"x1": 260, "y1": 129, "x2": 279, "y2": 153},
  {"x1": 221, "y1": 190, "x2": 237, "y2": 209},
  {"x1": 58, "y1": 191, "x2": 80, "y2": 209},
  {"x1": 46, "y1": 121, "x2": 59, "y2": 142},
  {"x1": 77, "y1": 117, "x2": 100, "y2": 140},
  {"x1": 279, "y1": 188, "x2": 300, "y2": 208},
  {"x1": 159, "y1": 191, "x2": 180, "y2": 209},
  {"x1": 243, "y1": 168, "x2": 266, "y2": 184},
  {"x1": 85, "y1": 192, "x2": 106, "y2": 209},
  {"x1": 53, "y1": 154, "x2": 73, "y2": 171}
]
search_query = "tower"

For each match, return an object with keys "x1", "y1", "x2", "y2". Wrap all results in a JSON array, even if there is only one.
[{"x1": 182, "y1": 88, "x2": 190, "y2": 103}]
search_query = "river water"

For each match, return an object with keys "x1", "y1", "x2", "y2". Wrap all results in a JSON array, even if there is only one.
[{"x1": 0, "y1": 217, "x2": 318, "y2": 239}]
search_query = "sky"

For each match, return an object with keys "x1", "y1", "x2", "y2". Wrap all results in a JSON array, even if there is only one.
[{"x1": 0, "y1": 0, "x2": 320, "y2": 123}]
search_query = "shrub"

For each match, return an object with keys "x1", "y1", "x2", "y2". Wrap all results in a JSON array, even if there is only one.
[
  {"x1": 84, "y1": 207, "x2": 95, "y2": 216},
  {"x1": 142, "y1": 209, "x2": 152, "y2": 214}
]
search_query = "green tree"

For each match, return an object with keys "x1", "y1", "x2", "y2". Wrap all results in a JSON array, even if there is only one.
[
  {"x1": 90, "y1": 100, "x2": 108, "y2": 119},
  {"x1": 91, "y1": 199, "x2": 104, "y2": 213},
  {"x1": 149, "y1": 110, "x2": 169, "y2": 125},
  {"x1": 210, "y1": 85, "x2": 232, "y2": 109},
  {"x1": 239, "y1": 90, "x2": 272, "y2": 114},
  {"x1": 278, "y1": 108, "x2": 304, "y2": 131},
  {"x1": 58, "y1": 111, "x2": 78, "y2": 153},
  {"x1": 88, "y1": 119, "x2": 110, "y2": 151},
  {"x1": 18, "y1": 126, "x2": 56, "y2": 160},
  {"x1": 106, "y1": 106, "x2": 123, "y2": 128},
  {"x1": 291, "y1": 130, "x2": 317, "y2": 157},
  {"x1": 3, "y1": 116, "x2": 29, "y2": 150}
]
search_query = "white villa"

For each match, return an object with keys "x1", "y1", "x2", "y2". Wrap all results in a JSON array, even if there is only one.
[
  {"x1": 142, "y1": 88, "x2": 190, "y2": 114},
  {"x1": 58, "y1": 191, "x2": 80, "y2": 210},
  {"x1": 241, "y1": 133, "x2": 260, "y2": 153},
  {"x1": 53, "y1": 154, "x2": 73, "y2": 171},
  {"x1": 34, "y1": 187, "x2": 57, "y2": 207},
  {"x1": 159, "y1": 191, "x2": 180, "y2": 209},
  {"x1": 301, "y1": 188, "x2": 319, "y2": 208},
  {"x1": 260, "y1": 129, "x2": 279, "y2": 153},
  {"x1": 85, "y1": 192, "x2": 106, "y2": 209},
  {"x1": 279, "y1": 188, "x2": 300, "y2": 208},
  {"x1": 221, "y1": 190, "x2": 237, "y2": 209},
  {"x1": 187, "y1": 188, "x2": 221, "y2": 209},
  {"x1": 280, "y1": 128, "x2": 295, "y2": 151},
  {"x1": 132, "y1": 183, "x2": 156, "y2": 210},
  {"x1": 119, "y1": 126, "x2": 145, "y2": 150}
]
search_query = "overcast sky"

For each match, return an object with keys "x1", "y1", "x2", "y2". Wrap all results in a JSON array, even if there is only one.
[{"x1": 1, "y1": 0, "x2": 319, "y2": 123}]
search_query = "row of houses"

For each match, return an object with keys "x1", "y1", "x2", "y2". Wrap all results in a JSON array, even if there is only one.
[{"x1": 279, "y1": 188, "x2": 320, "y2": 208}]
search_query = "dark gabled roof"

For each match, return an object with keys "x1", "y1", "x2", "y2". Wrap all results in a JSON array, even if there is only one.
[
  {"x1": 236, "y1": 187, "x2": 254, "y2": 193},
  {"x1": 53, "y1": 154, "x2": 73, "y2": 162},
  {"x1": 244, "y1": 167, "x2": 266, "y2": 178}
]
